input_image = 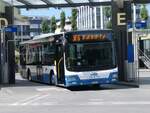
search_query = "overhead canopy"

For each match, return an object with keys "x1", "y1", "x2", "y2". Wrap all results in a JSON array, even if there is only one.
[
  {"x1": 3, "y1": 0, "x2": 112, "y2": 8},
  {"x1": 133, "y1": 0, "x2": 150, "y2": 4}
]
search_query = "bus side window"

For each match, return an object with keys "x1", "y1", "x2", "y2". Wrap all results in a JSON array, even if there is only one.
[{"x1": 42, "y1": 43, "x2": 55, "y2": 65}]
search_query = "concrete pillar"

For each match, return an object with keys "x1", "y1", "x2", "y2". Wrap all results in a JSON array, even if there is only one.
[
  {"x1": 0, "y1": 28, "x2": 1, "y2": 84},
  {"x1": 5, "y1": 6, "x2": 15, "y2": 84}
]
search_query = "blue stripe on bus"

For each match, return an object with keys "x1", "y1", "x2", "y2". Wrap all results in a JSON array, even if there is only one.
[
  {"x1": 31, "y1": 73, "x2": 50, "y2": 84},
  {"x1": 43, "y1": 73, "x2": 50, "y2": 84}
]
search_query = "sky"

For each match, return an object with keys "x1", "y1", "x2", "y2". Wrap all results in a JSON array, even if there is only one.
[
  {"x1": 20, "y1": 4, "x2": 150, "y2": 19},
  {"x1": 21, "y1": 8, "x2": 72, "y2": 19}
]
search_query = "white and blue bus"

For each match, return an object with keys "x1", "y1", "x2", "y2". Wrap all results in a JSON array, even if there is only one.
[{"x1": 19, "y1": 30, "x2": 118, "y2": 87}]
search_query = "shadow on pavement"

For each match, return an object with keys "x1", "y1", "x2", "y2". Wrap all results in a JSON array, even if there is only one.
[
  {"x1": 67, "y1": 84, "x2": 134, "y2": 91},
  {"x1": 1, "y1": 74, "x2": 50, "y2": 88},
  {"x1": 139, "y1": 70, "x2": 150, "y2": 85},
  {"x1": 140, "y1": 77, "x2": 150, "y2": 85},
  {"x1": 3, "y1": 73, "x2": 149, "y2": 90}
]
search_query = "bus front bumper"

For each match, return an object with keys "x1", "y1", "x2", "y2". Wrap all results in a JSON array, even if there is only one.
[{"x1": 65, "y1": 72, "x2": 118, "y2": 87}]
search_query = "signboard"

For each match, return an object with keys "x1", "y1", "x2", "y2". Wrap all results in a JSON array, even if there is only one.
[
  {"x1": 117, "y1": 13, "x2": 126, "y2": 26},
  {"x1": 4, "y1": 26, "x2": 17, "y2": 32},
  {"x1": 127, "y1": 22, "x2": 132, "y2": 29},
  {"x1": 127, "y1": 21, "x2": 147, "y2": 29},
  {"x1": 128, "y1": 44, "x2": 134, "y2": 63},
  {"x1": 135, "y1": 21, "x2": 147, "y2": 29}
]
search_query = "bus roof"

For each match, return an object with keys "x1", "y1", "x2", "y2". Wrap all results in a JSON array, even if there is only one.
[
  {"x1": 20, "y1": 30, "x2": 112, "y2": 45},
  {"x1": 20, "y1": 32, "x2": 63, "y2": 45}
]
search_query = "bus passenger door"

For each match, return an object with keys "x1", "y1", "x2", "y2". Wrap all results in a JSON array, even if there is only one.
[
  {"x1": 56, "y1": 44, "x2": 65, "y2": 84},
  {"x1": 36, "y1": 46, "x2": 43, "y2": 82}
]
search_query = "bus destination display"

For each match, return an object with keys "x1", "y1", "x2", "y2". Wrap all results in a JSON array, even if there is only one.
[{"x1": 71, "y1": 34, "x2": 110, "y2": 42}]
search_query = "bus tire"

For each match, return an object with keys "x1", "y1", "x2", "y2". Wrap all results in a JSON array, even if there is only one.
[
  {"x1": 50, "y1": 71, "x2": 55, "y2": 85},
  {"x1": 27, "y1": 69, "x2": 32, "y2": 81}
]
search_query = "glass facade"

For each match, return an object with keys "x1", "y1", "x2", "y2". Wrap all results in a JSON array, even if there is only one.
[{"x1": 77, "y1": 6, "x2": 112, "y2": 30}]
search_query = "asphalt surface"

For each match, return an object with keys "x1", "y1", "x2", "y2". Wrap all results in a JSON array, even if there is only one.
[{"x1": 0, "y1": 70, "x2": 150, "y2": 113}]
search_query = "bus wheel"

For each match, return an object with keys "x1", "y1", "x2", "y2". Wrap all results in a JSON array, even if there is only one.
[
  {"x1": 27, "y1": 69, "x2": 32, "y2": 81},
  {"x1": 50, "y1": 71, "x2": 55, "y2": 85}
]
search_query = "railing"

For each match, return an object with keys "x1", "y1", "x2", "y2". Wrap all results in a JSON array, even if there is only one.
[{"x1": 138, "y1": 49, "x2": 150, "y2": 68}]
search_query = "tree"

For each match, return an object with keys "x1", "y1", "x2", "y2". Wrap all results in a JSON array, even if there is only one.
[
  {"x1": 103, "y1": 6, "x2": 112, "y2": 29},
  {"x1": 41, "y1": 20, "x2": 50, "y2": 33},
  {"x1": 71, "y1": 8, "x2": 77, "y2": 31},
  {"x1": 50, "y1": 16, "x2": 56, "y2": 33},
  {"x1": 106, "y1": 20, "x2": 112, "y2": 29},
  {"x1": 104, "y1": 6, "x2": 111, "y2": 19},
  {"x1": 60, "y1": 11, "x2": 66, "y2": 31},
  {"x1": 140, "y1": 5, "x2": 148, "y2": 21}
]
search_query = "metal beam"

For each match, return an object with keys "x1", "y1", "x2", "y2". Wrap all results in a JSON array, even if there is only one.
[
  {"x1": 14, "y1": 2, "x2": 112, "y2": 8},
  {"x1": 16, "y1": 0, "x2": 32, "y2": 5},
  {"x1": 40, "y1": 0, "x2": 53, "y2": 5},
  {"x1": 132, "y1": 0, "x2": 150, "y2": 4},
  {"x1": 64, "y1": 0, "x2": 73, "y2": 4},
  {"x1": 88, "y1": 0, "x2": 93, "y2": 3}
]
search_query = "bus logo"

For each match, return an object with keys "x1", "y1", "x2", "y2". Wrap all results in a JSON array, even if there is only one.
[{"x1": 90, "y1": 72, "x2": 98, "y2": 79}]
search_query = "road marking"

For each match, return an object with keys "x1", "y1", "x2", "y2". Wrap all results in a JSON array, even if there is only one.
[
  {"x1": 4, "y1": 89, "x2": 13, "y2": 95},
  {"x1": 21, "y1": 94, "x2": 49, "y2": 105},
  {"x1": 0, "y1": 102, "x2": 57, "y2": 106},
  {"x1": 36, "y1": 87, "x2": 68, "y2": 92},
  {"x1": 85, "y1": 101, "x2": 150, "y2": 106},
  {"x1": 113, "y1": 101, "x2": 150, "y2": 105},
  {"x1": 11, "y1": 94, "x2": 46, "y2": 106},
  {"x1": 89, "y1": 99, "x2": 104, "y2": 101},
  {"x1": 2, "y1": 101, "x2": 150, "y2": 106}
]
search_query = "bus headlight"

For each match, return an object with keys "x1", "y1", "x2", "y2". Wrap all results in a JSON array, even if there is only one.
[
  {"x1": 110, "y1": 72, "x2": 118, "y2": 80},
  {"x1": 112, "y1": 73, "x2": 118, "y2": 79},
  {"x1": 108, "y1": 72, "x2": 118, "y2": 82}
]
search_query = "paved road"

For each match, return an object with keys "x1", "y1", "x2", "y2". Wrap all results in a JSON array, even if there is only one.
[{"x1": 0, "y1": 71, "x2": 150, "y2": 113}]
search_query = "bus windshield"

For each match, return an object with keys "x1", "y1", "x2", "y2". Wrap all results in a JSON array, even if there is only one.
[{"x1": 65, "y1": 42, "x2": 116, "y2": 71}]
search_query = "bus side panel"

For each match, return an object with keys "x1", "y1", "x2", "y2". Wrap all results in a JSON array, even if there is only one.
[
  {"x1": 42, "y1": 66, "x2": 55, "y2": 84},
  {"x1": 26, "y1": 65, "x2": 37, "y2": 81},
  {"x1": 20, "y1": 65, "x2": 27, "y2": 79},
  {"x1": 26, "y1": 65, "x2": 55, "y2": 84}
]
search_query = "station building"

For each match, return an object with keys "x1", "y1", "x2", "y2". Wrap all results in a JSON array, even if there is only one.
[
  {"x1": 14, "y1": 8, "x2": 31, "y2": 48},
  {"x1": 77, "y1": 6, "x2": 111, "y2": 30}
]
